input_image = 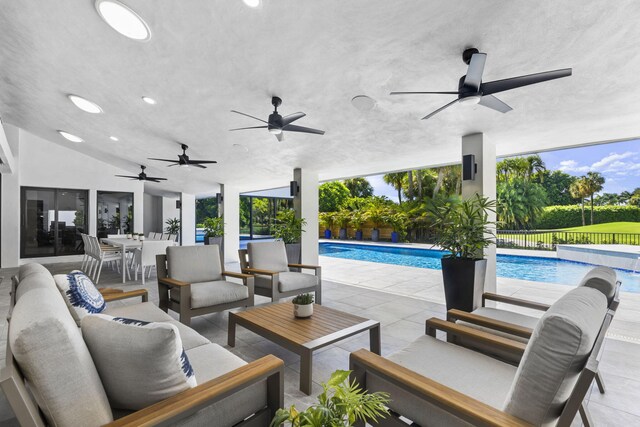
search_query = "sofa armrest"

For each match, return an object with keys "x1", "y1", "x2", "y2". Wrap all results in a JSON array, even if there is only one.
[
  {"x1": 447, "y1": 309, "x2": 533, "y2": 339},
  {"x1": 425, "y1": 318, "x2": 526, "y2": 357},
  {"x1": 349, "y1": 349, "x2": 534, "y2": 427},
  {"x1": 102, "y1": 289, "x2": 149, "y2": 303},
  {"x1": 158, "y1": 277, "x2": 191, "y2": 287},
  {"x1": 482, "y1": 292, "x2": 550, "y2": 311},
  {"x1": 242, "y1": 267, "x2": 279, "y2": 276},
  {"x1": 105, "y1": 355, "x2": 284, "y2": 427}
]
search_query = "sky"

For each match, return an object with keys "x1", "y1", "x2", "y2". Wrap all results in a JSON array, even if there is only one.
[{"x1": 368, "y1": 139, "x2": 640, "y2": 199}]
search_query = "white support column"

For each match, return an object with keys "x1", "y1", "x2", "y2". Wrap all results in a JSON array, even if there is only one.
[
  {"x1": 293, "y1": 168, "x2": 319, "y2": 265},
  {"x1": 221, "y1": 184, "x2": 240, "y2": 264},
  {"x1": 180, "y1": 193, "x2": 196, "y2": 246},
  {"x1": 133, "y1": 186, "x2": 144, "y2": 234},
  {"x1": 461, "y1": 133, "x2": 497, "y2": 293},
  {"x1": 89, "y1": 190, "x2": 98, "y2": 236},
  {"x1": 1, "y1": 124, "x2": 20, "y2": 267}
]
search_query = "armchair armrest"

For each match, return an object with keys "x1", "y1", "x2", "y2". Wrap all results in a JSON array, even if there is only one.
[
  {"x1": 158, "y1": 277, "x2": 191, "y2": 287},
  {"x1": 287, "y1": 263, "x2": 321, "y2": 270},
  {"x1": 222, "y1": 271, "x2": 253, "y2": 280},
  {"x1": 425, "y1": 318, "x2": 526, "y2": 358},
  {"x1": 483, "y1": 292, "x2": 550, "y2": 311},
  {"x1": 105, "y1": 355, "x2": 284, "y2": 427},
  {"x1": 349, "y1": 349, "x2": 534, "y2": 427},
  {"x1": 102, "y1": 289, "x2": 149, "y2": 303},
  {"x1": 447, "y1": 309, "x2": 533, "y2": 339},
  {"x1": 241, "y1": 267, "x2": 279, "y2": 276}
]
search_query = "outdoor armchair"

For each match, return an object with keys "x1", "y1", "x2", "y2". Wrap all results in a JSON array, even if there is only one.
[
  {"x1": 157, "y1": 245, "x2": 254, "y2": 326},
  {"x1": 238, "y1": 241, "x2": 322, "y2": 303},
  {"x1": 350, "y1": 285, "x2": 612, "y2": 427}
]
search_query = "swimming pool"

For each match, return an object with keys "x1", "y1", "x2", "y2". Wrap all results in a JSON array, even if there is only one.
[{"x1": 319, "y1": 242, "x2": 640, "y2": 293}]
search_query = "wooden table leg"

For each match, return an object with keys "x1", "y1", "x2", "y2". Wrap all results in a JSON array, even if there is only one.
[
  {"x1": 300, "y1": 349, "x2": 313, "y2": 395},
  {"x1": 370, "y1": 324, "x2": 381, "y2": 355},
  {"x1": 228, "y1": 314, "x2": 237, "y2": 347}
]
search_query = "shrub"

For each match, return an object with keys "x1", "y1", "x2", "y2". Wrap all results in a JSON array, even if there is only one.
[{"x1": 535, "y1": 205, "x2": 640, "y2": 229}]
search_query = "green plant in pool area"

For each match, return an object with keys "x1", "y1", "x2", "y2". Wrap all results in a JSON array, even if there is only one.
[
  {"x1": 349, "y1": 210, "x2": 366, "y2": 232},
  {"x1": 386, "y1": 212, "x2": 409, "y2": 239},
  {"x1": 270, "y1": 370, "x2": 389, "y2": 427},
  {"x1": 292, "y1": 293, "x2": 314, "y2": 305},
  {"x1": 165, "y1": 217, "x2": 180, "y2": 234},
  {"x1": 202, "y1": 217, "x2": 224, "y2": 237},
  {"x1": 365, "y1": 204, "x2": 388, "y2": 230},
  {"x1": 335, "y1": 209, "x2": 351, "y2": 229},
  {"x1": 429, "y1": 194, "x2": 496, "y2": 259},
  {"x1": 319, "y1": 212, "x2": 336, "y2": 231},
  {"x1": 272, "y1": 209, "x2": 306, "y2": 244}
]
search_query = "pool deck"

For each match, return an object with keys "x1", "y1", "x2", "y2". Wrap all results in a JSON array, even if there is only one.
[{"x1": 319, "y1": 244, "x2": 640, "y2": 343}]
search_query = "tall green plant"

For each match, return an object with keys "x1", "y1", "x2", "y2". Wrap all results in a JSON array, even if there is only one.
[
  {"x1": 365, "y1": 204, "x2": 388, "y2": 230},
  {"x1": 270, "y1": 370, "x2": 389, "y2": 427},
  {"x1": 429, "y1": 194, "x2": 496, "y2": 259},
  {"x1": 335, "y1": 210, "x2": 351, "y2": 229},
  {"x1": 272, "y1": 210, "x2": 306, "y2": 244},
  {"x1": 319, "y1": 212, "x2": 336, "y2": 231},
  {"x1": 165, "y1": 217, "x2": 180, "y2": 234},
  {"x1": 349, "y1": 210, "x2": 366, "y2": 231},
  {"x1": 202, "y1": 217, "x2": 224, "y2": 237}
]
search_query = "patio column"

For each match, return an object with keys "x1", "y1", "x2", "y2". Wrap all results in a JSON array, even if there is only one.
[
  {"x1": 180, "y1": 192, "x2": 196, "y2": 245},
  {"x1": 461, "y1": 133, "x2": 497, "y2": 294},
  {"x1": 221, "y1": 184, "x2": 240, "y2": 263},
  {"x1": 293, "y1": 168, "x2": 319, "y2": 265},
  {"x1": 0, "y1": 123, "x2": 20, "y2": 267}
]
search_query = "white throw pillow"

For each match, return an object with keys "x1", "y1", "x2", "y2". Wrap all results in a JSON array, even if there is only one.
[
  {"x1": 54, "y1": 270, "x2": 105, "y2": 325},
  {"x1": 82, "y1": 314, "x2": 197, "y2": 410}
]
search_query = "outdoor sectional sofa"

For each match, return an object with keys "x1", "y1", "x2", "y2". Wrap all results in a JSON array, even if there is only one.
[{"x1": 0, "y1": 263, "x2": 284, "y2": 427}]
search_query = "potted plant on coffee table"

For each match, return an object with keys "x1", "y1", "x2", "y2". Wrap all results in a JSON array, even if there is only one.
[
  {"x1": 319, "y1": 212, "x2": 336, "y2": 239},
  {"x1": 350, "y1": 210, "x2": 366, "y2": 241},
  {"x1": 271, "y1": 369, "x2": 389, "y2": 426},
  {"x1": 272, "y1": 209, "x2": 306, "y2": 264},
  {"x1": 430, "y1": 194, "x2": 496, "y2": 312},
  {"x1": 292, "y1": 293, "x2": 314, "y2": 318}
]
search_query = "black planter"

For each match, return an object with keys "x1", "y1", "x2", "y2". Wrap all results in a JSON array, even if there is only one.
[
  {"x1": 371, "y1": 229, "x2": 380, "y2": 242},
  {"x1": 285, "y1": 243, "x2": 301, "y2": 272},
  {"x1": 355, "y1": 230, "x2": 363, "y2": 241},
  {"x1": 339, "y1": 228, "x2": 347, "y2": 239},
  {"x1": 440, "y1": 257, "x2": 487, "y2": 312}
]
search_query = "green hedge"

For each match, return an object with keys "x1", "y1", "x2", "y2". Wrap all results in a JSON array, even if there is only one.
[{"x1": 535, "y1": 205, "x2": 640, "y2": 229}]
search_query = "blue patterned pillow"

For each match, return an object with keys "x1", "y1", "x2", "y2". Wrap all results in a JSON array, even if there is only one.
[
  {"x1": 81, "y1": 314, "x2": 197, "y2": 410},
  {"x1": 54, "y1": 270, "x2": 105, "y2": 325}
]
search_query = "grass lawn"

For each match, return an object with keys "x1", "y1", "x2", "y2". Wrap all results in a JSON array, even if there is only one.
[{"x1": 498, "y1": 222, "x2": 640, "y2": 243}]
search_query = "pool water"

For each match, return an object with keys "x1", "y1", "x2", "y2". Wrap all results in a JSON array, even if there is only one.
[{"x1": 319, "y1": 242, "x2": 640, "y2": 293}]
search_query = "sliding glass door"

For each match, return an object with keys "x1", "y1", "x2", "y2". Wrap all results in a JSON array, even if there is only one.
[
  {"x1": 21, "y1": 187, "x2": 88, "y2": 257},
  {"x1": 96, "y1": 191, "x2": 133, "y2": 238}
]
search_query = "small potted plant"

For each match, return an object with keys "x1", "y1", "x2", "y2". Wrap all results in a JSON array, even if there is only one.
[
  {"x1": 319, "y1": 212, "x2": 336, "y2": 239},
  {"x1": 132, "y1": 233, "x2": 139, "y2": 240},
  {"x1": 126, "y1": 232, "x2": 133, "y2": 239},
  {"x1": 139, "y1": 233, "x2": 145, "y2": 241},
  {"x1": 292, "y1": 293, "x2": 314, "y2": 318},
  {"x1": 430, "y1": 194, "x2": 496, "y2": 312},
  {"x1": 365, "y1": 205, "x2": 387, "y2": 242},
  {"x1": 271, "y1": 369, "x2": 389, "y2": 427},
  {"x1": 165, "y1": 217, "x2": 181, "y2": 236},
  {"x1": 350, "y1": 210, "x2": 366, "y2": 241},
  {"x1": 202, "y1": 217, "x2": 224, "y2": 247},
  {"x1": 271, "y1": 209, "x2": 306, "y2": 264},
  {"x1": 335, "y1": 209, "x2": 350, "y2": 240}
]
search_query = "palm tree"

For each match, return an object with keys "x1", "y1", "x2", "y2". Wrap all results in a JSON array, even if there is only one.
[
  {"x1": 383, "y1": 172, "x2": 406, "y2": 205},
  {"x1": 525, "y1": 155, "x2": 546, "y2": 181},
  {"x1": 584, "y1": 171, "x2": 605, "y2": 225},
  {"x1": 414, "y1": 169, "x2": 424, "y2": 199},
  {"x1": 407, "y1": 170, "x2": 414, "y2": 201},
  {"x1": 569, "y1": 178, "x2": 589, "y2": 226}
]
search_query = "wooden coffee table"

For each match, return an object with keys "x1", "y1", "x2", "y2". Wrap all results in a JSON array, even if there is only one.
[{"x1": 228, "y1": 303, "x2": 381, "y2": 395}]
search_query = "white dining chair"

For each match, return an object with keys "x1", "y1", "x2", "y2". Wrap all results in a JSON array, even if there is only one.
[{"x1": 133, "y1": 240, "x2": 175, "y2": 284}]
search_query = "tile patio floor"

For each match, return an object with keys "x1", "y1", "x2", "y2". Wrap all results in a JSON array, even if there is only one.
[{"x1": 0, "y1": 256, "x2": 638, "y2": 426}]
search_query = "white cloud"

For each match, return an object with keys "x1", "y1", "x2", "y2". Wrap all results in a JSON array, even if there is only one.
[
  {"x1": 591, "y1": 151, "x2": 635, "y2": 170},
  {"x1": 558, "y1": 159, "x2": 589, "y2": 173}
]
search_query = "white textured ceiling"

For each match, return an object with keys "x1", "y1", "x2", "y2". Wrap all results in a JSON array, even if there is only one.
[{"x1": 1, "y1": 1, "x2": 640, "y2": 194}]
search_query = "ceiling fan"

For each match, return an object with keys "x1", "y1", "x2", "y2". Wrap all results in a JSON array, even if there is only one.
[
  {"x1": 230, "y1": 96, "x2": 325, "y2": 141},
  {"x1": 115, "y1": 165, "x2": 167, "y2": 183},
  {"x1": 391, "y1": 48, "x2": 572, "y2": 120},
  {"x1": 148, "y1": 144, "x2": 217, "y2": 168}
]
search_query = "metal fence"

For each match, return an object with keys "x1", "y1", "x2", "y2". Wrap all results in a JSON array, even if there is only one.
[{"x1": 496, "y1": 230, "x2": 640, "y2": 250}]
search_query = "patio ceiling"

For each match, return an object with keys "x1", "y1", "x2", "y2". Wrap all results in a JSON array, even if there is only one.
[{"x1": 1, "y1": 1, "x2": 639, "y2": 194}]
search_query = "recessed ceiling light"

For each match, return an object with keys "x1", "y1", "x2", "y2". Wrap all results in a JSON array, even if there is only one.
[
  {"x1": 351, "y1": 95, "x2": 376, "y2": 111},
  {"x1": 95, "y1": 0, "x2": 151, "y2": 41},
  {"x1": 68, "y1": 95, "x2": 103, "y2": 114},
  {"x1": 110, "y1": 136, "x2": 119, "y2": 141},
  {"x1": 243, "y1": 0, "x2": 261, "y2": 8},
  {"x1": 142, "y1": 96, "x2": 157, "y2": 105},
  {"x1": 58, "y1": 130, "x2": 84, "y2": 143}
]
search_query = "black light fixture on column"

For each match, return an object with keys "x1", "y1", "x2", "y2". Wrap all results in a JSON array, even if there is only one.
[
  {"x1": 216, "y1": 192, "x2": 223, "y2": 204},
  {"x1": 290, "y1": 180, "x2": 300, "y2": 197}
]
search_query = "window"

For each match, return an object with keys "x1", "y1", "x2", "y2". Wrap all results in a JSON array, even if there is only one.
[{"x1": 97, "y1": 191, "x2": 134, "y2": 238}]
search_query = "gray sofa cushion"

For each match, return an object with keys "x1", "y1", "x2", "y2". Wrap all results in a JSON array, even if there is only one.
[
  {"x1": 82, "y1": 314, "x2": 197, "y2": 410},
  {"x1": 15, "y1": 272, "x2": 56, "y2": 301},
  {"x1": 17, "y1": 262, "x2": 50, "y2": 281},
  {"x1": 278, "y1": 272, "x2": 319, "y2": 292},
  {"x1": 167, "y1": 245, "x2": 223, "y2": 283},
  {"x1": 248, "y1": 241, "x2": 289, "y2": 272},
  {"x1": 170, "y1": 280, "x2": 249, "y2": 308},
  {"x1": 578, "y1": 266, "x2": 617, "y2": 305},
  {"x1": 504, "y1": 286, "x2": 608, "y2": 425},
  {"x1": 54, "y1": 271, "x2": 106, "y2": 325},
  {"x1": 9, "y1": 287, "x2": 113, "y2": 426}
]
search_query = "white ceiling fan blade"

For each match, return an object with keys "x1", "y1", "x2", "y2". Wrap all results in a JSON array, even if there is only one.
[
  {"x1": 463, "y1": 53, "x2": 487, "y2": 90},
  {"x1": 478, "y1": 95, "x2": 513, "y2": 113}
]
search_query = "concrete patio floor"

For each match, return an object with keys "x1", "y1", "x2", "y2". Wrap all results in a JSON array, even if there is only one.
[{"x1": 0, "y1": 258, "x2": 639, "y2": 425}]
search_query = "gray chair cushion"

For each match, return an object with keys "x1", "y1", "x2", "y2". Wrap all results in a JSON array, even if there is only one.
[
  {"x1": 278, "y1": 272, "x2": 319, "y2": 292},
  {"x1": 15, "y1": 272, "x2": 56, "y2": 301},
  {"x1": 54, "y1": 271, "x2": 106, "y2": 326},
  {"x1": 185, "y1": 343, "x2": 246, "y2": 383},
  {"x1": 170, "y1": 280, "x2": 249, "y2": 309},
  {"x1": 18, "y1": 263, "x2": 51, "y2": 281},
  {"x1": 9, "y1": 288, "x2": 113, "y2": 426},
  {"x1": 578, "y1": 266, "x2": 617, "y2": 305},
  {"x1": 504, "y1": 286, "x2": 608, "y2": 425},
  {"x1": 82, "y1": 314, "x2": 197, "y2": 410},
  {"x1": 248, "y1": 241, "x2": 289, "y2": 272},
  {"x1": 167, "y1": 245, "x2": 223, "y2": 283}
]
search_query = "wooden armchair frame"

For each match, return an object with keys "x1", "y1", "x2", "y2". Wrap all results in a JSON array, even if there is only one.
[
  {"x1": 156, "y1": 254, "x2": 255, "y2": 326},
  {"x1": 238, "y1": 249, "x2": 322, "y2": 304},
  {"x1": 350, "y1": 311, "x2": 613, "y2": 427}
]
